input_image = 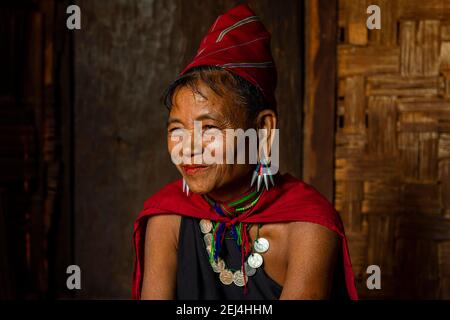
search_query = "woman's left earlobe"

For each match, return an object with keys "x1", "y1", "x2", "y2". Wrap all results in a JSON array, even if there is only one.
[{"x1": 250, "y1": 154, "x2": 276, "y2": 191}]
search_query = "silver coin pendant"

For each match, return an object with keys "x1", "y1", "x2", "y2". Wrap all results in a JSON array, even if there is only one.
[
  {"x1": 247, "y1": 253, "x2": 263, "y2": 269},
  {"x1": 253, "y1": 237, "x2": 269, "y2": 253},
  {"x1": 199, "y1": 219, "x2": 212, "y2": 234},
  {"x1": 242, "y1": 262, "x2": 257, "y2": 277},
  {"x1": 219, "y1": 270, "x2": 234, "y2": 285},
  {"x1": 233, "y1": 270, "x2": 248, "y2": 287}
]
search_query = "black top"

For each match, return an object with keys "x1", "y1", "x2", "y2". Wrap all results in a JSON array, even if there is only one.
[{"x1": 176, "y1": 216, "x2": 283, "y2": 300}]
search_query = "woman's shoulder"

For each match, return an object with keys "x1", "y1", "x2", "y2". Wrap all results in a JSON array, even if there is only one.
[
  {"x1": 135, "y1": 179, "x2": 185, "y2": 234},
  {"x1": 273, "y1": 173, "x2": 344, "y2": 234},
  {"x1": 142, "y1": 179, "x2": 184, "y2": 209},
  {"x1": 145, "y1": 213, "x2": 182, "y2": 231}
]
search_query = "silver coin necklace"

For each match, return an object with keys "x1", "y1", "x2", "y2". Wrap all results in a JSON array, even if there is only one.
[{"x1": 199, "y1": 219, "x2": 270, "y2": 287}]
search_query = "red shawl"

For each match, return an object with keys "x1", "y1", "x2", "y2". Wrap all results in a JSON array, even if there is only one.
[{"x1": 132, "y1": 173, "x2": 359, "y2": 300}]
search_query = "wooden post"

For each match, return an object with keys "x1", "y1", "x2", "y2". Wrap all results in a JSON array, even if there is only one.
[{"x1": 303, "y1": 0, "x2": 337, "y2": 201}]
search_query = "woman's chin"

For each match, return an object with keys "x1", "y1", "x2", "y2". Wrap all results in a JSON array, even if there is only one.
[
  {"x1": 183, "y1": 174, "x2": 217, "y2": 194},
  {"x1": 185, "y1": 182, "x2": 213, "y2": 195}
]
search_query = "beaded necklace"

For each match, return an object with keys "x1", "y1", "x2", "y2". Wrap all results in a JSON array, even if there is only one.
[{"x1": 200, "y1": 187, "x2": 270, "y2": 290}]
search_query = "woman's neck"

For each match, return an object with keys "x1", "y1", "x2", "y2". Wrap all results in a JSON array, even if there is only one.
[{"x1": 206, "y1": 169, "x2": 255, "y2": 204}]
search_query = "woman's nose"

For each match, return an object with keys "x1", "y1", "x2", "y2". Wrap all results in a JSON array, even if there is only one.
[{"x1": 182, "y1": 128, "x2": 203, "y2": 160}]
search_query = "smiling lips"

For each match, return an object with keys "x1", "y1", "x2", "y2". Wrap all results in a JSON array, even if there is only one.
[{"x1": 181, "y1": 164, "x2": 210, "y2": 176}]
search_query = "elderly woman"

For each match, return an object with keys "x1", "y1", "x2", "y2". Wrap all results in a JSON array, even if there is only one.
[{"x1": 132, "y1": 4, "x2": 357, "y2": 300}]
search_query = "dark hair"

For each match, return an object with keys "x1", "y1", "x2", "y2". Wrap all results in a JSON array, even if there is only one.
[{"x1": 162, "y1": 65, "x2": 276, "y2": 120}]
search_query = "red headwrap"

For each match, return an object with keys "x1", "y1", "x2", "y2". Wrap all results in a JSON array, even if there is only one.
[{"x1": 180, "y1": 3, "x2": 277, "y2": 107}]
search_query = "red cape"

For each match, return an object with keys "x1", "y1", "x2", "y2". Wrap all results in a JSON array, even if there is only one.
[{"x1": 132, "y1": 173, "x2": 358, "y2": 300}]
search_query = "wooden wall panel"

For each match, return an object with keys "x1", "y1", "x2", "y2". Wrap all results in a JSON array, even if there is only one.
[{"x1": 335, "y1": 0, "x2": 450, "y2": 298}]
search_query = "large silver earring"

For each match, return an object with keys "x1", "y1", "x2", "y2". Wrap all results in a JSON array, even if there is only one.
[
  {"x1": 250, "y1": 154, "x2": 275, "y2": 191},
  {"x1": 182, "y1": 178, "x2": 190, "y2": 196}
]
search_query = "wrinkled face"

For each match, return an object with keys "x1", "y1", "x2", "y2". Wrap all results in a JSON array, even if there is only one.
[{"x1": 167, "y1": 81, "x2": 254, "y2": 195}]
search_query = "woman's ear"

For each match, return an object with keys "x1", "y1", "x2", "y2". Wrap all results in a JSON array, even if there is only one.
[
  {"x1": 255, "y1": 109, "x2": 277, "y2": 157},
  {"x1": 256, "y1": 109, "x2": 277, "y2": 131}
]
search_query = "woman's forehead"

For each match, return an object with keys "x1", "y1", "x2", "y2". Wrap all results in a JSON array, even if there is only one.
[{"x1": 171, "y1": 83, "x2": 236, "y2": 118}]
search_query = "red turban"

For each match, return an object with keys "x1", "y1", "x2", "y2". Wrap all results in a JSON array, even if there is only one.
[{"x1": 180, "y1": 4, "x2": 277, "y2": 107}]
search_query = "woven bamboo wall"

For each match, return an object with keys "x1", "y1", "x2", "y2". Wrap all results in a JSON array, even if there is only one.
[{"x1": 336, "y1": 0, "x2": 450, "y2": 298}]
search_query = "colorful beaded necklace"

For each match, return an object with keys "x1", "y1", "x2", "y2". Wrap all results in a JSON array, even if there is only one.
[{"x1": 201, "y1": 187, "x2": 269, "y2": 290}]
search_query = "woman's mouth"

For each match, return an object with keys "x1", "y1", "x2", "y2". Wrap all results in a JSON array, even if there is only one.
[{"x1": 181, "y1": 164, "x2": 210, "y2": 176}]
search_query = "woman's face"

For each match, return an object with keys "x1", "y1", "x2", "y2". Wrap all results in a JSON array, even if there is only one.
[{"x1": 167, "y1": 81, "x2": 254, "y2": 196}]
